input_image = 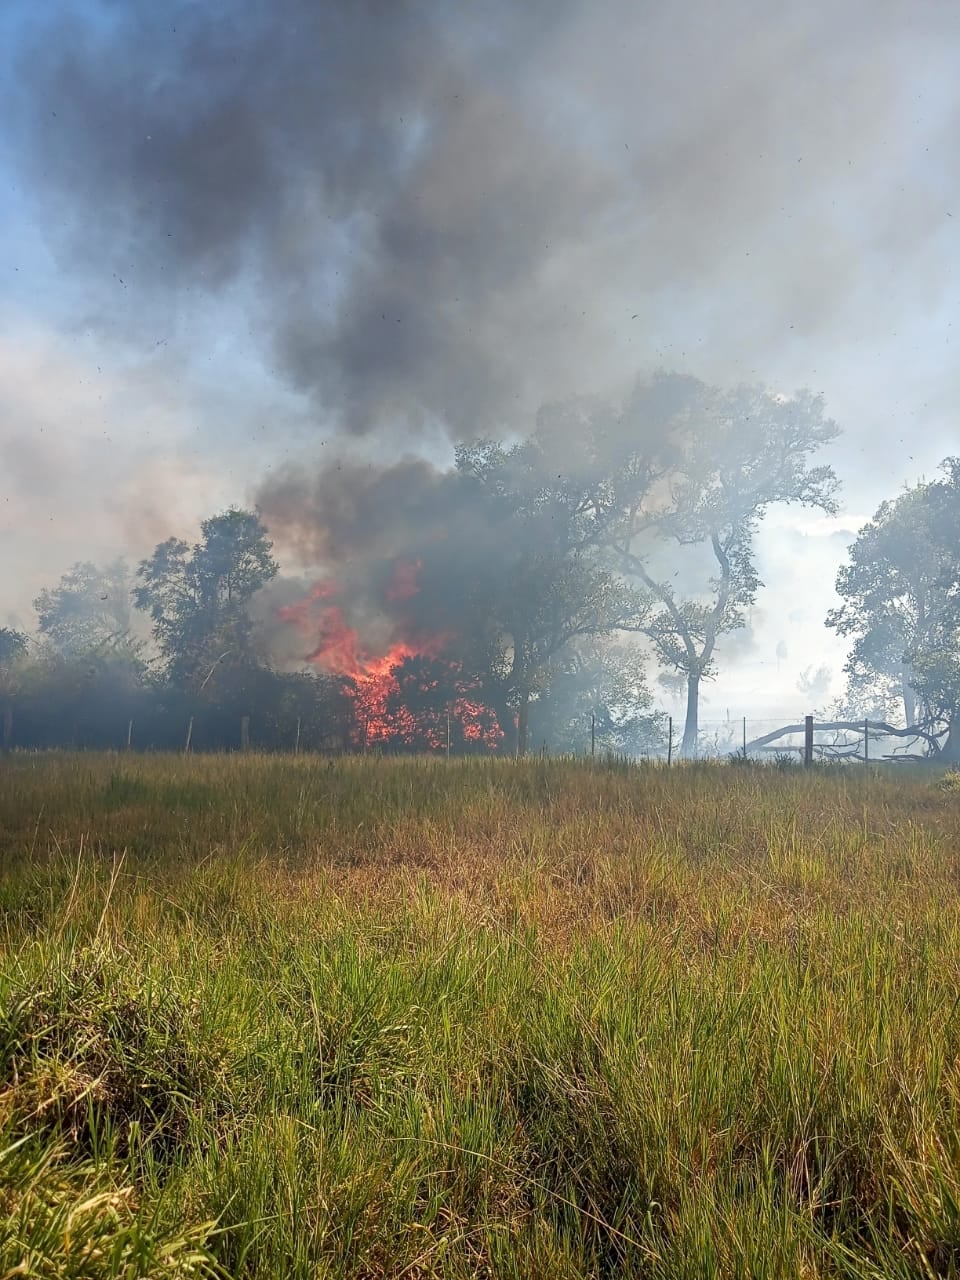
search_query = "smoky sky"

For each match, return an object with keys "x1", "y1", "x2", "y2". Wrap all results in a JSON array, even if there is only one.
[
  {"x1": 4, "y1": 0, "x2": 960, "y2": 723},
  {"x1": 9, "y1": 0, "x2": 606, "y2": 435},
  {"x1": 252, "y1": 371, "x2": 831, "y2": 675},
  {"x1": 8, "y1": 0, "x2": 959, "y2": 447}
]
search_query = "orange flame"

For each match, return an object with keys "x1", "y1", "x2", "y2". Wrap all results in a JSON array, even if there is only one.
[{"x1": 278, "y1": 562, "x2": 504, "y2": 751}]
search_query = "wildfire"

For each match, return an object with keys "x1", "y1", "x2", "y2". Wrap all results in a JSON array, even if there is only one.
[{"x1": 278, "y1": 560, "x2": 504, "y2": 752}]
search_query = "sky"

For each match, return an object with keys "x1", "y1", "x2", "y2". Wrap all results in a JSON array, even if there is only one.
[{"x1": 0, "y1": 0, "x2": 958, "y2": 723}]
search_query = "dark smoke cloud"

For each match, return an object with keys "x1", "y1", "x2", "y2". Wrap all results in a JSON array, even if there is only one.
[
  {"x1": 258, "y1": 456, "x2": 455, "y2": 567},
  {"x1": 11, "y1": 0, "x2": 609, "y2": 436},
  {"x1": 13, "y1": 0, "x2": 957, "y2": 451},
  {"x1": 257, "y1": 452, "x2": 505, "y2": 645}
]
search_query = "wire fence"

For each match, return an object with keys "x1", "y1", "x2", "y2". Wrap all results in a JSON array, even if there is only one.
[
  {"x1": 664, "y1": 717, "x2": 935, "y2": 764},
  {"x1": 0, "y1": 707, "x2": 940, "y2": 763}
]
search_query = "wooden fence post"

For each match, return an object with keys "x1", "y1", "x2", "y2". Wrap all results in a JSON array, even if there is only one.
[
  {"x1": 667, "y1": 716, "x2": 673, "y2": 766},
  {"x1": 184, "y1": 717, "x2": 194, "y2": 754},
  {"x1": 743, "y1": 716, "x2": 747, "y2": 758},
  {"x1": 126, "y1": 719, "x2": 133, "y2": 750},
  {"x1": 804, "y1": 715, "x2": 814, "y2": 767},
  {"x1": 864, "y1": 718, "x2": 869, "y2": 764},
  {"x1": 294, "y1": 717, "x2": 301, "y2": 755}
]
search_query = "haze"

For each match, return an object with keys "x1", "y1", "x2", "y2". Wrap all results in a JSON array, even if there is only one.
[{"x1": 1, "y1": 0, "x2": 957, "y2": 723}]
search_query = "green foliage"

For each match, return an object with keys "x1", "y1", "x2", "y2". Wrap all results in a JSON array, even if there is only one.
[
  {"x1": 9, "y1": 644, "x2": 147, "y2": 748},
  {"x1": 534, "y1": 373, "x2": 840, "y2": 753},
  {"x1": 134, "y1": 509, "x2": 278, "y2": 687},
  {"x1": 453, "y1": 444, "x2": 646, "y2": 753},
  {"x1": 0, "y1": 630, "x2": 30, "y2": 744},
  {"x1": 0, "y1": 627, "x2": 28, "y2": 670},
  {"x1": 528, "y1": 636, "x2": 666, "y2": 754},
  {"x1": 0, "y1": 1127, "x2": 219, "y2": 1278},
  {"x1": 611, "y1": 379, "x2": 838, "y2": 753},
  {"x1": 827, "y1": 458, "x2": 960, "y2": 745},
  {"x1": 34, "y1": 560, "x2": 135, "y2": 659}
]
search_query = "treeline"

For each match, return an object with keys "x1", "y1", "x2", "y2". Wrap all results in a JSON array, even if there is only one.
[
  {"x1": 0, "y1": 659, "x2": 349, "y2": 754},
  {"x1": 0, "y1": 514, "x2": 355, "y2": 753},
  {"x1": 3, "y1": 371, "x2": 959, "y2": 759},
  {"x1": 0, "y1": 508, "x2": 660, "y2": 757},
  {"x1": 0, "y1": 629, "x2": 655, "y2": 757},
  {"x1": 4, "y1": 372, "x2": 847, "y2": 757}
]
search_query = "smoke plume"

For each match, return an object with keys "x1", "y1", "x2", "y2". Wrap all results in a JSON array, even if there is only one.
[
  {"x1": 9, "y1": 0, "x2": 958, "y2": 453},
  {"x1": 4, "y1": 0, "x2": 960, "y2": 722}
]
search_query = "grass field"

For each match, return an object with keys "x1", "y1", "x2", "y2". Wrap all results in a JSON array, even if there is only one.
[{"x1": 2, "y1": 753, "x2": 960, "y2": 1277}]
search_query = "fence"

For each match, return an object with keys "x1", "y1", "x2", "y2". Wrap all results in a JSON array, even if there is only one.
[
  {"x1": 0, "y1": 706, "x2": 942, "y2": 764},
  {"x1": 675, "y1": 716, "x2": 937, "y2": 764}
]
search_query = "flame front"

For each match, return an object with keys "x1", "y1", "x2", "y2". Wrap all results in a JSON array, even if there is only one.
[{"x1": 278, "y1": 562, "x2": 504, "y2": 751}]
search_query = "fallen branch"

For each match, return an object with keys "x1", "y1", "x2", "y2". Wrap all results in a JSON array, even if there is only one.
[{"x1": 745, "y1": 720, "x2": 946, "y2": 753}]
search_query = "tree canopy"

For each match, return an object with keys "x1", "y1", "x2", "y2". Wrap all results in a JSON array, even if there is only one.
[
  {"x1": 134, "y1": 509, "x2": 279, "y2": 687},
  {"x1": 453, "y1": 440, "x2": 646, "y2": 754},
  {"x1": 827, "y1": 458, "x2": 960, "y2": 757},
  {"x1": 0, "y1": 628, "x2": 28, "y2": 671},
  {"x1": 535, "y1": 374, "x2": 840, "y2": 754},
  {"x1": 34, "y1": 560, "x2": 134, "y2": 658}
]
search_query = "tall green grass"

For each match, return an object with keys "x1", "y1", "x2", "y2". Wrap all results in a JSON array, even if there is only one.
[{"x1": 2, "y1": 753, "x2": 960, "y2": 1276}]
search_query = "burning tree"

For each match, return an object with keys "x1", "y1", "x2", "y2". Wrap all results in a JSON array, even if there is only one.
[
  {"x1": 269, "y1": 434, "x2": 649, "y2": 756},
  {"x1": 266, "y1": 374, "x2": 841, "y2": 759},
  {"x1": 277, "y1": 569, "x2": 506, "y2": 753}
]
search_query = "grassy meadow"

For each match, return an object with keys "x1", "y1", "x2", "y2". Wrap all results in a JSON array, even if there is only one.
[{"x1": 2, "y1": 752, "x2": 960, "y2": 1277}]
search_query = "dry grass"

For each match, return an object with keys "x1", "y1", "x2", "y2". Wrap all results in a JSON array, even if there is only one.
[{"x1": 1, "y1": 752, "x2": 960, "y2": 1276}]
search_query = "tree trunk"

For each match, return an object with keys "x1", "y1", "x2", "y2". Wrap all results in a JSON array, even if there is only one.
[
  {"x1": 942, "y1": 717, "x2": 960, "y2": 764},
  {"x1": 681, "y1": 675, "x2": 700, "y2": 756},
  {"x1": 517, "y1": 689, "x2": 530, "y2": 758},
  {"x1": 901, "y1": 666, "x2": 917, "y2": 727}
]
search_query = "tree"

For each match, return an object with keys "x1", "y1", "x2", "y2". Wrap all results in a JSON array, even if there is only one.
[
  {"x1": 134, "y1": 508, "x2": 279, "y2": 686},
  {"x1": 826, "y1": 459, "x2": 960, "y2": 757},
  {"x1": 14, "y1": 644, "x2": 148, "y2": 749},
  {"x1": 559, "y1": 374, "x2": 840, "y2": 755},
  {"x1": 527, "y1": 636, "x2": 665, "y2": 756},
  {"x1": 380, "y1": 655, "x2": 505, "y2": 754},
  {"x1": 0, "y1": 628, "x2": 27, "y2": 669},
  {"x1": 0, "y1": 628, "x2": 29, "y2": 748},
  {"x1": 34, "y1": 560, "x2": 135, "y2": 657},
  {"x1": 453, "y1": 442, "x2": 645, "y2": 755}
]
